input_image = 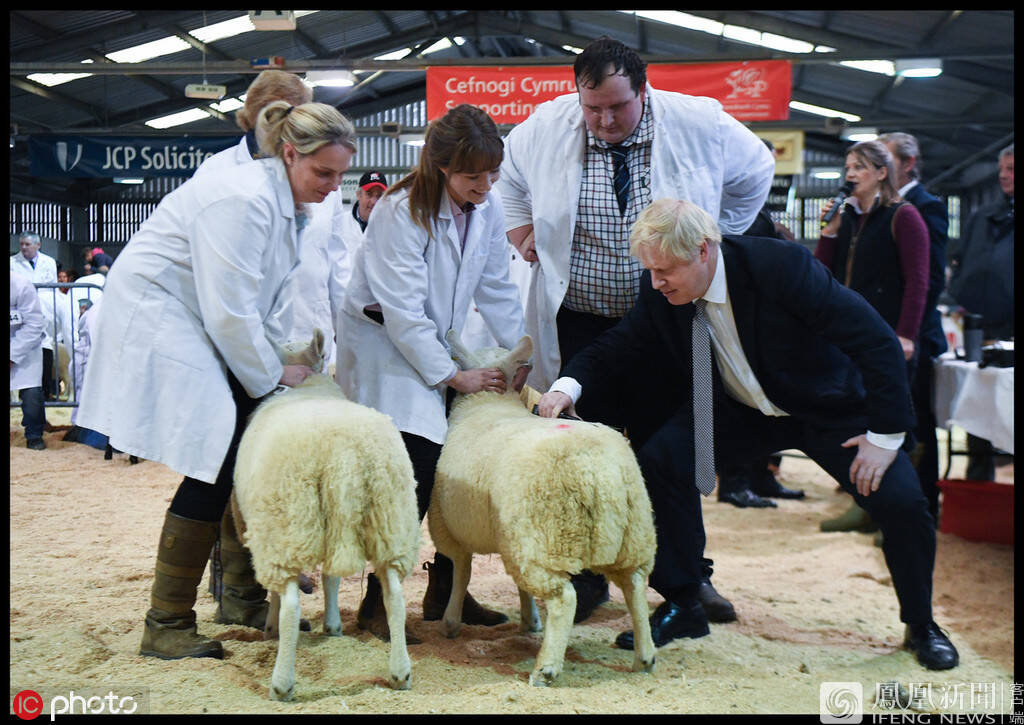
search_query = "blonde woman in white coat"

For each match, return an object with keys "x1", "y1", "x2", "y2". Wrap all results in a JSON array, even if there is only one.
[
  {"x1": 336, "y1": 104, "x2": 529, "y2": 641},
  {"x1": 77, "y1": 100, "x2": 356, "y2": 661}
]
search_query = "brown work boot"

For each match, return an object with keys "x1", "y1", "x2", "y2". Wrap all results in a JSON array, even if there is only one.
[
  {"x1": 213, "y1": 507, "x2": 310, "y2": 631},
  {"x1": 421, "y1": 554, "x2": 508, "y2": 626},
  {"x1": 356, "y1": 572, "x2": 422, "y2": 644},
  {"x1": 139, "y1": 510, "x2": 224, "y2": 660}
]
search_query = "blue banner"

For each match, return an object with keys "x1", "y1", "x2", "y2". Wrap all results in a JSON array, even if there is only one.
[{"x1": 28, "y1": 135, "x2": 239, "y2": 178}]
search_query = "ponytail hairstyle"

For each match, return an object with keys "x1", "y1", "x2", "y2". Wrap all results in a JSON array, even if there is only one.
[
  {"x1": 255, "y1": 100, "x2": 358, "y2": 161},
  {"x1": 388, "y1": 103, "x2": 503, "y2": 236}
]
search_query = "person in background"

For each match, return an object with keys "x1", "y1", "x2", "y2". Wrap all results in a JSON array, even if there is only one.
[
  {"x1": 496, "y1": 34, "x2": 774, "y2": 625},
  {"x1": 10, "y1": 273, "x2": 47, "y2": 450},
  {"x1": 351, "y1": 170, "x2": 388, "y2": 232},
  {"x1": 85, "y1": 247, "x2": 114, "y2": 271},
  {"x1": 536, "y1": 198, "x2": 959, "y2": 671},
  {"x1": 77, "y1": 100, "x2": 356, "y2": 661},
  {"x1": 57, "y1": 268, "x2": 78, "y2": 295},
  {"x1": 11, "y1": 230, "x2": 62, "y2": 401},
  {"x1": 815, "y1": 139, "x2": 930, "y2": 535},
  {"x1": 326, "y1": 170, "x2": 389, "y2": 327},
  {"x1": 336, "y1": 104, "x2": 529, "y2": 642},
  {"x1": 947, "y1": 143, "x2": 1014, "y2": 481},
  {"x1": 880, "y1": 132, "x2": 949, "y2": 521}
]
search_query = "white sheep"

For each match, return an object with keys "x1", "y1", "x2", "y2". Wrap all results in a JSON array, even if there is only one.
[
  {"x1": 231, "y1": 328, "x2": 421, "y2": 700},
  {"x1": 428, "y1": 331, "x2": 658, "y2": 686}
]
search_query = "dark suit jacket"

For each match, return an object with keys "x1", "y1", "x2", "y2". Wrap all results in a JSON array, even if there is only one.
[
  {"x1": 563, "y1": 235, "x2": 916, "y2": 437},
  {"x1": 902, "y1": 183, "x2": 949, "y2": 357}
]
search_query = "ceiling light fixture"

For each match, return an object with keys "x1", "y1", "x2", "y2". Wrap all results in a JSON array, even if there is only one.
[
  {"x1": 305, "y1": 70, "x2": 357, "y2": 87},
  {"x1": 841, "y1": 127, "x2": 879, "y2": 142},
  {"x1": 894, "y1": 58, "x2": 943, "y2": 78}
]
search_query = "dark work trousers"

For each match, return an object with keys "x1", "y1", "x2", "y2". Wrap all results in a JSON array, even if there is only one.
[
  {"x1": 556, "y1": 306, "x2": 627, "y2": 428},
  {"x1": 403, "y1": 432, "x2": 444, "y2": 521},
  {"x1": 169, "y1": 370, "x2": 265, "y2": 523},
  {"x1": 638, "y1": 391, "x2": 936, "y2": 625},
  {"x1": 911, "y1": 353, "x2": 941, "y2": 520},
  {"x1": 19, "y1": 386, "x2": 46, "y2": 440},
  {"x1": 405, "y1": 386, "x2": 456, "y2": 521},
  {"x1": 557, "y1": 304, "x2": 718, "y2": 586},
  {"x1": 42, "y1": 347, "x2": 57, "y2": 399}
]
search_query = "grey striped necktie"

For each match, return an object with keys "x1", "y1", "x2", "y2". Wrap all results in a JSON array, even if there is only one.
[
  {"x1": 609, "y1": 144, "x2": 630, "y2": 215},
  {"x1": 692, "y1": 299, "x2": 716, "y2": 496}
]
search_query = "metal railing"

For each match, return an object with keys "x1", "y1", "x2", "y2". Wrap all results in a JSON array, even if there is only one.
[{"x1": 10, "y1": 281, "x2": 104, "y2": 408}]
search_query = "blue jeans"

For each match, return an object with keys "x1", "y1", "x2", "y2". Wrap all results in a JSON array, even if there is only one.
[{"x1": 19, "y1": 386, "x2": 45, "y2": 440}]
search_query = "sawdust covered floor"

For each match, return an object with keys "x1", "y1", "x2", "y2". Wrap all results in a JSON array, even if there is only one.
[{"x1": 9, "y1": 409, "x2": 1015, "y2": 715}]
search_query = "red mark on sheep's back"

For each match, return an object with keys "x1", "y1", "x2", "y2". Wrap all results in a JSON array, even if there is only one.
[{"x1": 556, "y1": 424, "x2": 571, "y2": 429}]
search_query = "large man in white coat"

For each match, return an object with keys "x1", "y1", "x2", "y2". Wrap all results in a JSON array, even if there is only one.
[{"x1": 496, "y1": 36, "x2": 775, "y2": 624}]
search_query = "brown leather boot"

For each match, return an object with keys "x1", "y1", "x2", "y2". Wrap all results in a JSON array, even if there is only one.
[
  {"x1": 421, "y1": 554, "x2": 508, "y2": 626},
  {"x1": 213, "y1": 507, "x2": 311, "y2": 631},
  {"x1": 139, "y1": 511, "x2": 224, "y2": 660},
  {"x1": 356, "y1": 573, "x2": 422, "y2": 644}
]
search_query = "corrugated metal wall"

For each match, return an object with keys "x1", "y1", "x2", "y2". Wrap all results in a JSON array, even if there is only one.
[{"x1": 9, "y1": 201, "x2": 73, "y2": 241}]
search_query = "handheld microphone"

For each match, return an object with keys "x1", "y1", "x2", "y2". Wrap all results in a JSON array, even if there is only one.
[{"x1": 821, "y1": 180, "x2": 855, "y2": 227}]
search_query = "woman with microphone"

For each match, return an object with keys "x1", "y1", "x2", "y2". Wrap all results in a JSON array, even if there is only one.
[{"x1": 815, "y1": 138, "x2": 931, "y2": 534}]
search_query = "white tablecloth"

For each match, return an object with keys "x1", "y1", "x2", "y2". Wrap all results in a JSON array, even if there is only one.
[{"x1": 933, "y1": 353, "x2": 1014, "y2": 454}]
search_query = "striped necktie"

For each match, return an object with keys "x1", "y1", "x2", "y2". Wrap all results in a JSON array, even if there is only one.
[
  {"x1": 692, "y1": 299, "x2": 716, "y2": 496},
  {"x1": 609, "y1": 144, "x2": 630, "y2": 215}
]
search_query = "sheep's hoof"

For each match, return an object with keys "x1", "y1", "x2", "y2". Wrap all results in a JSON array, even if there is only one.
[
  {"x1": 389, "y1": 672, "x2": 412, "y2": 691},
  {"x1": 269, "y1": 681, "x2": 294, "y2": 702},
  {"x1": 634, "y1": 655, "x2": 656, "y2": 674},
  {"x1": 324, "y1": 621, "x2": 342, "y2": 637},
  {"x1": 529, "y1": 667, "x2": 557, "y2": 687},
  {"x1": 442, "y1": 620, "x2": 462, "y2": 639},
  {"x1": 520, "y1": 618, "x2": 542, "y2": 634}
]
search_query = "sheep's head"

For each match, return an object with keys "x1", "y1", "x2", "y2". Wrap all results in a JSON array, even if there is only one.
[
  {"x1": 274, "y1": 328, "x2": 327, "y2": 374},
  {"x1": 446, "y1": 329, "x2": 532, "y2": 384}
]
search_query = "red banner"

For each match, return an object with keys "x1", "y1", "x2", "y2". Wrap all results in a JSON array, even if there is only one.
[{"x1": 426, "y1": 60, "x2": 791, "y2": 124}]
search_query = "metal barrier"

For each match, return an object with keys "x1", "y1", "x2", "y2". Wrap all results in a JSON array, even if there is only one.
[{"x1": 9, "y1": 281, "x2": 104, "y2": 409}]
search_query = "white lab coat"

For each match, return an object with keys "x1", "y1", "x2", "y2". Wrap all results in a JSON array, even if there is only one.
[
  {"x1": 336, "y1": 186, "x2": 526, "y2": 444},
  {"x1": 286, "y1": 191, "x2": 356, "y2": 368},
  {"x1": 70, "y1": 297, "x2": 101, "y2": 425},
  {"x1": 63, "y1": 273, "x2": 106, "y2": 351},
  {"x1": 496, "y1": 85, "x2": 775, "y2": 389},
  {"x1": 11, "y1": 251, "x2": 61, "y2": 351},
  {"x1": 77, "y1": 157, "x2": 302, "y2": 483},
  {"x1": 10, "y1": 272, "x2": 45, "y2": 391}
]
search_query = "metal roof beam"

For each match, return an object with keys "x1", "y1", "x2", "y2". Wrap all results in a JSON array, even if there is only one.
[
  {"x1": 10, "y1": 76, "x2": 105, "y2": 123},
  {"x1": 12, "y1": 11, "x2": 201, "y2": 62}
]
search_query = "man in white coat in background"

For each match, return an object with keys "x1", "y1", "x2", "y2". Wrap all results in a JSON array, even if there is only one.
[
  {"x1": 496, "y1": 35, "x2": 775, "y2": 625},
  {"x1": 10, "y1": 272, "x2": 47, "y2": 449},
  {"x1": 11, "y1": 230, "x2": 63, "y2": 401}
]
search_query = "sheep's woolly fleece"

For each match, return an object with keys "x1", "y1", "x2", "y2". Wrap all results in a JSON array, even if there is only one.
[{"x1": 233, "y1": 375, "x2": 420, "y2": 593}]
